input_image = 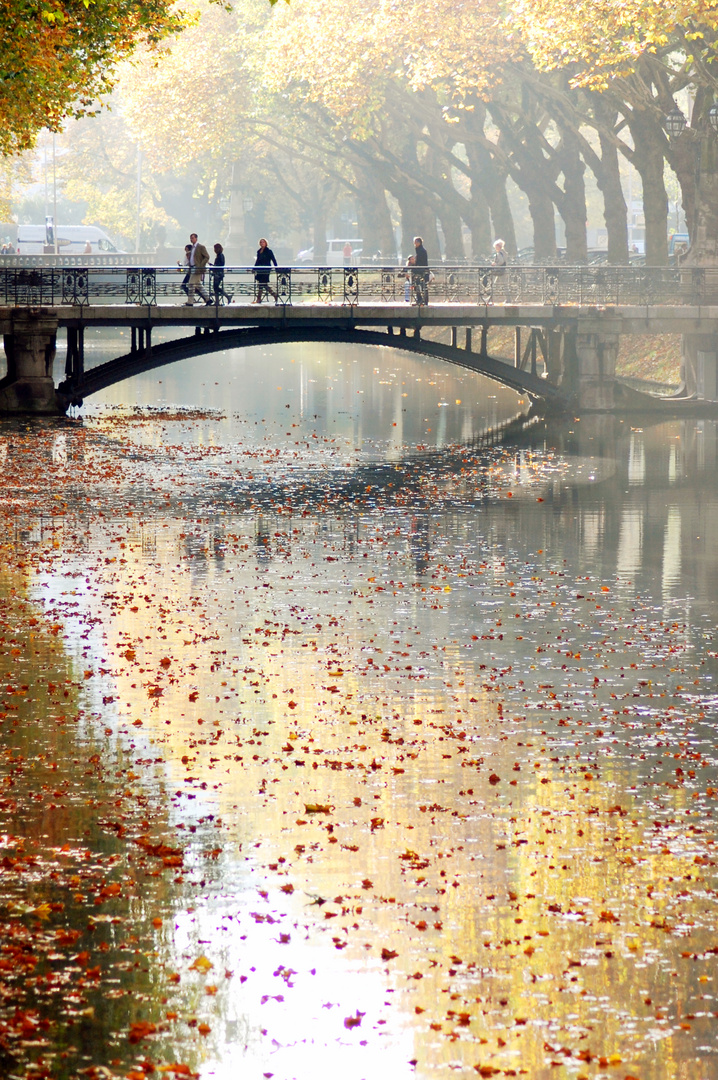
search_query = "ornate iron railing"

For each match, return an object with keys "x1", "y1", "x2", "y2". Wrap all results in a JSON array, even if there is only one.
[{"x1": 0, "y1": 264, "x2": 717, "y2": 307}]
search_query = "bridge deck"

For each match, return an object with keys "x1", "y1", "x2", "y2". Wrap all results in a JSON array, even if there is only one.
[{"x1": 16, "y1": 302, "x2": 718, "y2": 336}]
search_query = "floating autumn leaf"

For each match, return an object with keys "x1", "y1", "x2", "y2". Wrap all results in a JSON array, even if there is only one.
[
  {"x1": 189, "y1": 955, "x2": 214, "y2": 974},
  {"x1": 381, "y1": 947, "x2": 399, "y2": 961},
  {"x1": 304, "y1": 803, "x2": 332, "y2": 814},
  {"x1": 128, "y1": 1020, "x2": 157, "y2": 1043},
  {"x1": 344, "y1": 1010, "x2": 365, "y2": 1029}
]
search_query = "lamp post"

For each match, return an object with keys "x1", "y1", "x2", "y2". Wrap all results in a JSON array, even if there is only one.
[{"x1": 135, "y1": 143, "x2": 142, "y2": 255}]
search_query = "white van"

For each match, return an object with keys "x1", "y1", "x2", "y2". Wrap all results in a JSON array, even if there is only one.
[
  {"x1": 295, "y1": 238, "x2": 363, "y2": 266},
  {"x1": 16, "y1": 225, "x2": 123, "y2": 255}
]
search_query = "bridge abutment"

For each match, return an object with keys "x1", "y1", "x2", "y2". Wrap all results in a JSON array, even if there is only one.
[
  {"x1": 574, "y1": 332, "x2": 619, "y2": 411},
  {"x1": 0, "y1": 309, "x2": 61, "y2": 415},
  {"x1": 681, "y1": 333, "x2": 718, "y2": 400}
]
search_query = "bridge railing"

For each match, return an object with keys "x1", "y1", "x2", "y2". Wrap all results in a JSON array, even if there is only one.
[{"x1": 1, "y1": 264, "x2": 717, "y2": 307}]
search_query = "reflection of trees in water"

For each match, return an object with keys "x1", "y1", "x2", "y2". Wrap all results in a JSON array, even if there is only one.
[{"x1": 0, "y1": 575, "x2": 203, "y2": 1079}]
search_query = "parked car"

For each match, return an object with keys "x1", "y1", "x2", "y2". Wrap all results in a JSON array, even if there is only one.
[
  {"x1": 15, "y1": 224, "x2": 123, "y2": 255},
  {"x1": 295, "y1": 239, "x2": 363, "y2": 266}
]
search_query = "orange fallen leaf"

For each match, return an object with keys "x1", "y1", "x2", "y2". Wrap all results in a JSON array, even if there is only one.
[{"x1": 189, "y1": 955, "x2": 213, "y2": 974}]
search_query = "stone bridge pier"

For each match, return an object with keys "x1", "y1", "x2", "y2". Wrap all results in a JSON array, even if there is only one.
[
  {"x1": 542, "y1": 328, "x2": 619, "y2": 411},
  {"x1": 0, "y1": 309, "x2": 61, "y2": 415},
  {"x1": 574, "y1": 331, "x2": 620, "y2": 411}
]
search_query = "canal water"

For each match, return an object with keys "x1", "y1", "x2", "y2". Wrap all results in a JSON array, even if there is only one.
[{"x1": 2, "y1": 335, "x2": 718, "y2": 1080}]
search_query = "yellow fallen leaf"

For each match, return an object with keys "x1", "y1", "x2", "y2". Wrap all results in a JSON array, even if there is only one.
[{"x1": 190, "y1": 955, "x2": 214, "y2": 974}]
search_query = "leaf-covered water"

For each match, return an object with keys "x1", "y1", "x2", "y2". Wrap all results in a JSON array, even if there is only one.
[{"x1": 1, "y1": 340, "x2": 718, "y2": 1079}]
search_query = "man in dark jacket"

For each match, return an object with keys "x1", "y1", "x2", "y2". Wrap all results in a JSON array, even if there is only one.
[{"x1": 412, "y1": 236, "x2": 429, "y2": 305}]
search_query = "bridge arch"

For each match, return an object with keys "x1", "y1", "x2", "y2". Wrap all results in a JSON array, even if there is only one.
[{"x1": 57, "y1": 325, "x2": 565, "y2": 408}]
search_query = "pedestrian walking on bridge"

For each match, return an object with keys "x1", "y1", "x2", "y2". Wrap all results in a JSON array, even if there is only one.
[
  {"x1": 211, "y1": 243, "x2": 233, "y2": 305},
  {"x1": 253, "y1": 238, "x2": 278, "y2": 303},
  {"x1": 184, "y1": 232, "x2": 211, "y2": 306},
  {"x1": 412, "y1": 236, "x2": 429, "y2": 306}
]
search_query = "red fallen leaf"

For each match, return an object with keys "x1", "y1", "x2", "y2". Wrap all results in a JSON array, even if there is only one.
[
  {"x1": 128, "y1": 1020, "x2": 157, "y2": 1043},
  {"x1": 280, "y1": 884, "x2": 294, "y2": 894},
  {"x1": 599, "y1": 910, "x2": 619, "y2": 923},
  {"x1": 488, "y1": 773, "x2": 501, "y2": 785},
  {"x1": 381, "y1": 948, "x2": 399, "y2": 961},
  {"x1": 160, "y1": 657, "x2": 172, "y2": 667},
  {"x1": 344, "y1": 1011, "x2": 365, "y2": 1029},
  {"x1": 474, "y1": 1067, "x2": 501, "y2": 1077},
  {"x1": 99, "y1": 882, "x2": 121, "y2": 898},
  {"x1": 188, "y1": 692, "x2": 199, "y2": 702}
]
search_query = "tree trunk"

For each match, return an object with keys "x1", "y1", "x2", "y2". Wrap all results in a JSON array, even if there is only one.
[
  {"x1": 395, "y1": 186, "x2": 440, "y2": 260},
  {"x1": 463, "y1": 109, "x2": 517, "y2": 255},
  {"x1": 487, "y1": 176, "x2": 517, "y2": 256},
  {"x1": 462, "y1": 191, "x2": 492, "y2": 262},
  {"x1": 357, "y1": 172, "x2": 396, "y2": 260},
  {"x1": 525, "y1": 183, "x2": 558, "y2": 261},
  {"x1": 598, "y1": 132, "x2": 629, "y2": 264},
  {"x1": 556, "y1": 126, "x2": 588, "y2": 262},
  {"x1": 629, "y1": 112, "x2": 668, "y2": 265},
  {"x1": 437, "y1": 202, "x2": 465, "y2": 260},
  {"x1": 690, "y1": 134, "x2": 718, "y2": 265}
]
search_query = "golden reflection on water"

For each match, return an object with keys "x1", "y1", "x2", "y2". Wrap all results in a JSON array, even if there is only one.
[{"x1": 30, "y1": 498, "x2": 718, "y2": 1080}]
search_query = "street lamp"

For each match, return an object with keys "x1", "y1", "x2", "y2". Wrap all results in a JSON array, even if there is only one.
[
  {"x1": 664, "y1": 101, "x2": 718, "y2": 137},
  {"x1": 664, "y1": 105, "x2": 687, "y2": 137}
]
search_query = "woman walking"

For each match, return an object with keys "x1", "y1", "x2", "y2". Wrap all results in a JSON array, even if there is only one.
[{"x1": 253, "y1": 238, "x2": 278, "y2": 303}]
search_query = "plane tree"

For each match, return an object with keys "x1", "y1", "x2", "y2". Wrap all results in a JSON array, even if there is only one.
[{"x1": 512, "y1": 0, "x2": 718, "y2": 263}]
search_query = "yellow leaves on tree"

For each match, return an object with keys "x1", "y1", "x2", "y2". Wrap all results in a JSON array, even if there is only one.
[
  {"x1": 0, "y1": 0, "x2": 188, "y2": 156},
  {"x1": 510, "y1": 0, "x2": 718, "y2": 88}
]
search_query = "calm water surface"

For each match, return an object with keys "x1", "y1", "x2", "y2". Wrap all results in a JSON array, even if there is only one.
[{"x1": 2, "y1": 337, "x2": 718, "y2": 1079}]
